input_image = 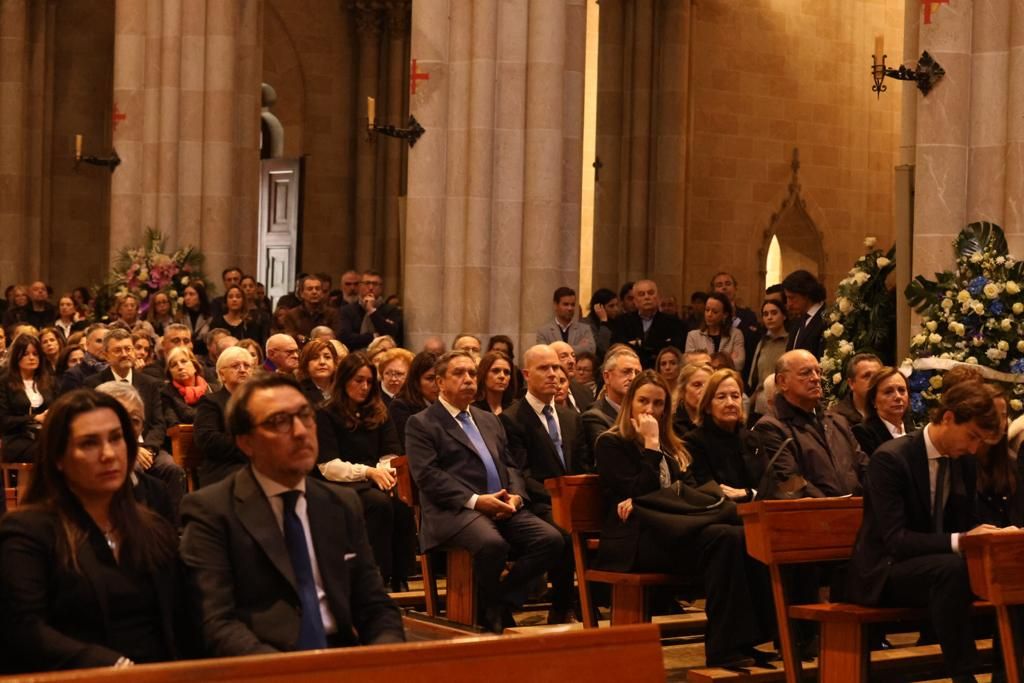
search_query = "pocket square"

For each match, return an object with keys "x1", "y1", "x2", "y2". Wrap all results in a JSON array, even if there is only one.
[{"x1": 344, "y1": 552, "x2": 357, "y2": 561}]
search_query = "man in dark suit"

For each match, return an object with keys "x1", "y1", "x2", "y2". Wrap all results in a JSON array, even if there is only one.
[
  {"x1": 58, "y1": 323, "x2": 109, "y2": 394},
  {"x1": 611, "y1": 279, "x2": 685, "y2": 369},
  {"x1": 782, "y1": 269, "x2": 827, "y2": 359},
  {"x1": 180, "y1": 373, "x2": 404, "y2": 655},
  {"x1": 847, "y1": 381, "x2": 1004, "y2": 682},
  {"x1": 550, "y1": 341, "x2": 595, "y2": 413},
  {"x1": 502, "y1": 344, "x2": 589, "y2": 623},
  {"x1": 336, "y1": 270, "x2": 404, "y2": 350},
  {"x1": 405, "y1": 350, "x2": 563, "y2": 633},
  {"x1": 84, "y1": 328, "x2": 185, "y2": 511},
  {"x1": 580, "y1": 347, "x2": 641, "y2": 452},
  {"x1": 710, "y1": 272, "x2": 762, "y2": 379}
]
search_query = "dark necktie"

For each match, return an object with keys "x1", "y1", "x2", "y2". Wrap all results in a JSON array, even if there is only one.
[
  {"x1": 542, "y1": 404, "x2": 566, "y2": 469},
  {"x1": 932, "y1": 457, "x2": 949, "y2": 533},
  {"x1": 793, "y1": 313, "x2": 810, "y2": 347},
  {"x1": 280, "y1": 490, "x2": 328, "y2": 650},
  {"x1": 457, "y1": 411, "x2": 502, "y2": 492}
]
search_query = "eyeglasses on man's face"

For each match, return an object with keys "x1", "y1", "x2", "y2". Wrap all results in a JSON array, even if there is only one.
[{"x1": 256, "y1": 405, "x2": 316, "y2": 433}]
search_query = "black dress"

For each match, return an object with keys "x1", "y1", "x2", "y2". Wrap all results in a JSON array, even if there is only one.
[
  {"x1": 0, "y1": 382, "x2": 53, "y2": 463},
  {"x1": 683, "y1": 420, "x2": 765, "y2": 501},
  {"x1": 0, "y1": 506, "x2": 186, "y2": 672},
  {"x1": 594, "y1": 432, "x2": 775, "y2": 665},
  {"x1": 315, "y1": 409, "x2": 416, "y2": 586},
  {"x1": 193, "y1": 388, "x2": 248, "y2": 488},
  {"x1": 672, "y1": 404, "x2": 699, "y2": 439}
]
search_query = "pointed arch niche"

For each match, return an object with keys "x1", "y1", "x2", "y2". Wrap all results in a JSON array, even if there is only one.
[{"x1": 759, "y1": 149, "x2": 824, "y2": 291}]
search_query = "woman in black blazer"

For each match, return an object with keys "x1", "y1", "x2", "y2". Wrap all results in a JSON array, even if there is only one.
[
  {"x1": 472, "y1": 351, "x2": 513, "y2": 415},
  {"x1": 0, "y1": 334, "x2": 55, "y2": 463},
  {"x1": 976, "y1": 386, "x2": 1024, "y2": 527},
  {"x1": 0, "y1": 390, "x2": 185, "y2": 672},
  {"x1": 683, "y1": 369, "x2": 764, "y2": 502},
  {"x1": 389, "y1": 351, "x2": 439, "y2": 445},
  {"x1": 595, "y1": 370, "x2": 774, "y2": 668},
  {"x1": 316, "y1": 352, "x2": 415, "y2": 592},
  {"x1": 194, "y1": 346, "x2": 254, "y2": 488},
  {"x1": 851, "y1": 367, "x2": 910, "y2": 457}
]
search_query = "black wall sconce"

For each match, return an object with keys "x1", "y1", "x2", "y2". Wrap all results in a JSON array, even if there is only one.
[
  {"x1": 366, "y1": 97, "x2": 425, "y2": 147},
  {"x1": 872, "y1": 50, "x2": 945, "y2": 99},
  {"x1": 74, "y1": 134, "x2": 121, "y2": 172}
]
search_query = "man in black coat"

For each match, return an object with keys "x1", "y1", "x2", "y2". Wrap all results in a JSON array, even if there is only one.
[
  {"x1": 336, "y1": 270, "x2": 404, "y2": 349},
  {"x1": 501, "y1": 344, "x2": 589, "y2": 623},
  {"x1": 610, "y1": 279, "x2": 685, "y2": 369},
  {"x1": 179, "y1": 374, "x2": 404, "y2": 655},
  {"x1": 782, "y1": 269, "x2": 827, "y2": 359},
  {"x1": 405, "y1": 351, "x2": 563, "y2": 633},
  {"x1": 580, "y1": 347, "x2": 642, "y2": 455},
  {"x1": 847, "y1": 381, "x2": 1004, "y2": 682},
  {"x1": 58, "y1": 323, "x2": 109, "y2": 394}
]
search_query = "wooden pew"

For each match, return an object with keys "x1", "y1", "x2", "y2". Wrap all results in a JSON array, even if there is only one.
[
  {"x1": 9, "y1": 623, "x2": 666, "y2": 683},
  {"x1": 2, "y1": 461, "x2": 35, "y2": 511},
  {"x1": 545, "y1": 474, "x2": 692, "y2": 628},
  {"x1": 962, "y1": 530, "x2": 1024, "y2": 683},
  {"x1": 167, "y1": 424, "x2": 201, "y2": 492},
  {"x1": 740, "y1": 497, "x2": 994, "y2": 683}
]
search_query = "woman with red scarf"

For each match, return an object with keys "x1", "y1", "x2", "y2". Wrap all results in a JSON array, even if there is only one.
[{"x1": 159, "y1": 346, "x2": 211, "y2": 426}]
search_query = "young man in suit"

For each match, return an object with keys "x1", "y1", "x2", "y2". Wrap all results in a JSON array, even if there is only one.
[
  {"x1": 535, "y1": 286, "x2": 596, "y2": 356},
  {"x1": 405, "y1": 350, "x2": 563, "y2": 633},
  {"x1": 610, "y1": 279, "x2": 685, "y2": 369},
  {"x1": 501, "y1": 344, "x2": 589, "y2": 623},
  {"x1": 782, "y1": 269, "x2": 827, "y2": 359},
  {"x1": 179, "y1": 374, "x2": 404, "y2": 655},
  {"x1": 847, "y1": 380, "x2": 1004, "y2": 682}
]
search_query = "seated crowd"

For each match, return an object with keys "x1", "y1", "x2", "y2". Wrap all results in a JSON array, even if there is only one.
[{"x1": 0, "y1": 267, "x2": 1019, "y2": 682}]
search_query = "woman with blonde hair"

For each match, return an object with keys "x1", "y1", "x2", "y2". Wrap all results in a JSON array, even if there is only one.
[
  {"x1": 374, "y1": 347, "x2": 415, "y2": 404},
  {"x1": 672, "y1": 362, "x2": 713, "y2": 437},
  {"x1": 594, "y1": 369, "x2": 774, "y2": 668}
]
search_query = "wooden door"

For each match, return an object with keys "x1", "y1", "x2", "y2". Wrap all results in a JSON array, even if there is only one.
[{"x1": 257, "y1": 158, "x2": 303, "y2": 307}]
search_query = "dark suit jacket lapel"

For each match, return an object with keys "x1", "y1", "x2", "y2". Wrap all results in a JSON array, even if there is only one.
[
  {"x1": 76, "y1": 533, "x2": 113, "y2": 640},
  {"x1": 305, "y1": 482, "x2": 350, "y2": 618},
  {"x1": 234, "y1": 467, "x2": 298, "y2": 591},
  {"x1": 523, "y1": 404, "x2": 565, "y2": 474},
  {"x1": 908, "y1": 432, "x2": 932, "y2": 518}
]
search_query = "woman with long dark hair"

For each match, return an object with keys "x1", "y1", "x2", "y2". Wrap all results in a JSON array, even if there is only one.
[
  {"x1": 177, "y1": 283, "x2": 211, "y2": 357},
  {"x1": 0, "y1": 390, "x2": 185, "y2": 671},
  {"x1": 747, "y1": 299, "x2": 789, "y2": 423},
  {"x1": 38, "y1": 327, "x2": 65, "y2": 374},
  {"x1": 684, "y1": 292, "x2": 745, "y2": 370},
  {"x1": 209, "y1": 285, "x2": 267, "y2": 347},
  {"x1": 474, "y1": 351, "x2": 514, "y2": 415},
  {"x1": 594, "y1": 370, "x2": 774, "y2": 667},
  {"x1": 0, "y1": 334, "x2": 55, "y2": 463},
  {"x1": 316, "y1": 352, "x2": 416, "y2": 591},
  {"x1": 388, "y1": 351, "x2": 438, "y2": 445}
]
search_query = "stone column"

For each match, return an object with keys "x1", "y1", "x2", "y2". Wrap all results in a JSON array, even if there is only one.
[
  {"x1": 352, "y1": 2, "x2": 383, "y2": 271},
  {"x1": 111, "y1": 0, "x2": 261, "y2": 278},
  {"x1": 1003, "y1": 0, "x2": 1024, "y2": 247},
  {"x1": 405, "y1": 0, "x2": 587, "y2": 349},
  {"x1": 381, "y1": 1, "x2": 409, "y2": 291}
]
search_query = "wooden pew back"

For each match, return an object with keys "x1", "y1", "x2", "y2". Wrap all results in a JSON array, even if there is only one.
[
  {"x1": 740, "y1": 497, "x2": 864, "y2": 565},
  {"x1": 167, "y1": 424, "x2": 201, "y2": 492},
  {"x1": 9, "y1": 623, "x2": 666, "y2": 683},
  {"x1": 2, "y1": 462, "x2": 35, "y2": 511}
]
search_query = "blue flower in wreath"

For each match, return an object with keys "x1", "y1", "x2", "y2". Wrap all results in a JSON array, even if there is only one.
[
  {"x1": 910, "y1": 392, "x2": 926, "y2": 415},
  {"x1": 908, "y1": 372, "x2": 931, "y2": 392},
  {"x1": 990, "y1": 299, "x2": 1006, "y2": 316},
  {"x1": 1012, "y1": 359, "x2": 1024, "y2": 375},
  {"x1": 968, "y1": 276, "x2": 988, "y2": 297}
]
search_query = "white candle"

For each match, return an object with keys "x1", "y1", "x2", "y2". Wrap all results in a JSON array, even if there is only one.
[
  {"x1": 874, "y1": 34, "x2": 884, "y2": 61},
  {"x1": 74, "y1": 134, "x2": 83, "y2": 160},
  {"x1": 367, "y1": 96, "x2": 376, "y2": 128}
]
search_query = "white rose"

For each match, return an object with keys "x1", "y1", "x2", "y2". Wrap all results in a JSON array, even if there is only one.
[
  {"x1": 853, "y1": 272, "x2": 870, "y2": 285},
  {"x1": 997, "y1": 256, "x2": 1007, "y2": 265},
  {"x1": 929, "y1": 375, "x2": 943, "y2": 390},
  {"x1": 973, "y1": 301, "x2": 986, "y2": 315},
  {"x1": 839, "y1": 340, "x2": 854, "y2": 355},
  {"x1": 926, "y1": 321, "x2": 938, "y2": 332},
  {"x1": 181, "y1": 276, "x2": 190, "y2": 285},
  {"x1": 999, "y1": 340, "x2": 1010, "y2": 351},
  {"x1": 1012, "y1": 399, "x2": 1023, "y2": 412},
  {"x1": 138, "y1": 268, "x2": 149, "y2": 281},
  {"x1": 986, "y1": 348, "x2": 1006, "y2": 361},
  {"x1": 957, "y1": 290, "x2": 972, "y2": 303},
  {"x1": 971, "y1": 253, "x2": 984, "y2": 263},
  {"x1": 830, "y1": 323, "x2": 844, "y2": 337},
  {"x1": 1002, "y1": 319, "x2": 1013, "y2": 331},
  {"x1": 876, "y1": 257, "x2": 890, "y2": 268},
  {"x1": 941, "y1": 298, "x2": 953, "y2": 310},
  {"x1": 984, "y1": 282, "x2": 1001, "y2": 299},
  {"x1": 830, "y1": 312, "x2": 840, "y2": 322},
  {"x1": 838, "y1": 297, "x2": 853, "y2": 314},
  {"x1": 833, "y1": 373, "x2": 843, "y2": 384},
  {"x1": 864, "y1": 236, "x2": 877, "y2": 248},
  {"x1": 912, "y1": 333, "x2": 927, "y2": 346},
  {"x1": 967, "y1": 356, "x2": 979, "y2": 364},
  {"x1": 972, "y1": 337, "x2": 984, "y2": 347},
  {"x1": 1007, "y1": 281, "x2": 1021, "y2": 295},
  {"x1": 928, "y1": 333, "x2": 942, "y2": 344},
  {"x1": 1018, "y1": 340, "x2": 1024, "y2": 353},
  {"x1": 1015, "y1": 302, "x2": 1024, "y2": 315}
]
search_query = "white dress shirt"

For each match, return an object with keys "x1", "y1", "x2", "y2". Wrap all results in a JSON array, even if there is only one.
[
  {"x1": 923, "y1": 424, "x2": 958, "y2": 552},
  {"x1": 250, "y1": 467, "x2": 337, "y2": 635}
]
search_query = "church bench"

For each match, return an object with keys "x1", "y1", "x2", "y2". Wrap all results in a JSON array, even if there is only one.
[
  {"x1": 962, "y1": 530, "x2": 1024, "y2": 683},
  {"x1": 545, "y1": 474, "x2": 695, "y2": 628},
  {"x1": 740, "y1": 497, "x2": 995, "y2": 683},
  {"x1": 167, "y1": 424, "x2": 201, "y2": 492},
  {"x1": 9, "y1": 622, "x2": 666, "y2": 683},
  {"x1": 2, "y1": 461, "x2": 35, "y2": 511}
]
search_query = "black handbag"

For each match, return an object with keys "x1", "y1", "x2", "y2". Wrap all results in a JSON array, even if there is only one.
[
  {"x1": 631, "y1": 479, "x2": 740, "y2": 541},
  {"x1": 754, "y1": 435, "x2": 809, "y2": 500}
]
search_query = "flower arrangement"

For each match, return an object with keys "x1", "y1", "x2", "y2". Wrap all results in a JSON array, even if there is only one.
[
  {"x1": 94, "y1": 228, "x2": 207, "y2": 318},
  {"x1": 820, "y1": 237, "x2": 898, "y2": 402},
  {"x1": 904, "y1": 222, "x2": 1024, "y2": 421}
]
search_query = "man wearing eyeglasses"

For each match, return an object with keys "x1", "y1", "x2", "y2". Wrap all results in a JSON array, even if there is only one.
[
  {"x1": 336, "y1": 269, "x2": 404, "y2": 350},
  {"x1": 753, "y1": 349, "x2": 867, "y2": 498},
  {"x1": 265, "y1": 334, "x2": 300, "y2": 375},
  {"x1": 180, "y1": 374, "x2": 404, "y2": 656}
]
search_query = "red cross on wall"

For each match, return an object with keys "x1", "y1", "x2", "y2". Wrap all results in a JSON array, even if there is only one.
[
  {"x1": 112, "y1": 103, "x2": 127, "y2": 131},
  {"x1": 410, "y1": 59, "x2": 429, "y2": 95},
  {"x1": 921, "y1": 0, "x2": 949, "y2": 24}
]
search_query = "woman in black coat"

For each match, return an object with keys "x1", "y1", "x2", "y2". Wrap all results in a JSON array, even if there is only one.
[
  {"x1": 0, "y1": 334, "x2": 55, "y2": 463},
  {"x1": 194, "y1": 347, "x2": 254, "y2": 488},
  {"x1": 316, "y1": 352, "x2": 416, "y2": 592},
  {"x1": 388, "y1": 351, "x2": 438, "y2": 446},
  {"x1": 0, "y1": 390, "x2": 186, "y2": 672},
  {"x1": 595, "y1": 370, "x2": 774, "y2": 668},
  {"x1": 683, "y1": 369, "x2": 764, "y2": 502},
  {"x1": 976, "y1": 387, "x2": 1024, "y2": 527},
  {"x1": 850, "y1": 367, "x2": 910, "y2": 457}
]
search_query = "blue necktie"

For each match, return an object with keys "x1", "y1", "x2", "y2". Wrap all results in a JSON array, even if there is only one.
[
  {"x1": 542, "y1": 404, "x2": 566, "y2": 469},
  {"x1": 280, "y1": 490, "x2": 328, "y2": 650},
  {"x1": 457, "y1": 411, "x2": 502, "y2": 493}
]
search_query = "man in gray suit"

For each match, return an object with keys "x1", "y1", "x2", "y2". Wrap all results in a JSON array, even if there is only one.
[
  {"x1": 405, "y1": 350, "x2": 563, "y2": 633},
  {"x1": 536, "y1": 286, "x2": 596, "y2": 356},
  {"x1": 180, "y1": 374, "x2": 403, "y2": 655}
]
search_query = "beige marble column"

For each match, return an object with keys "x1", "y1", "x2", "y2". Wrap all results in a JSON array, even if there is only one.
[
  {"x1": 405, "y1": 0, "x2": 587, "y2": 349},
  {"x1": 381, "y1": 2, "x2": 409, "y2": 291},
  {"x1": 352, "y1": 3, "x2": 382, "y2": 271},
  {"x1": 111, "y1": 0, "x2": 261, "y2": 279},
  {"x1": 0, "y1": 0, "x2": 54, "y2": 284},
  {"x1": 1003, "y1": 0, "x2": 1024, "y2": 247},
  {"x1": 911, "y1": 0, "x2": 973, "y2": 280}
]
